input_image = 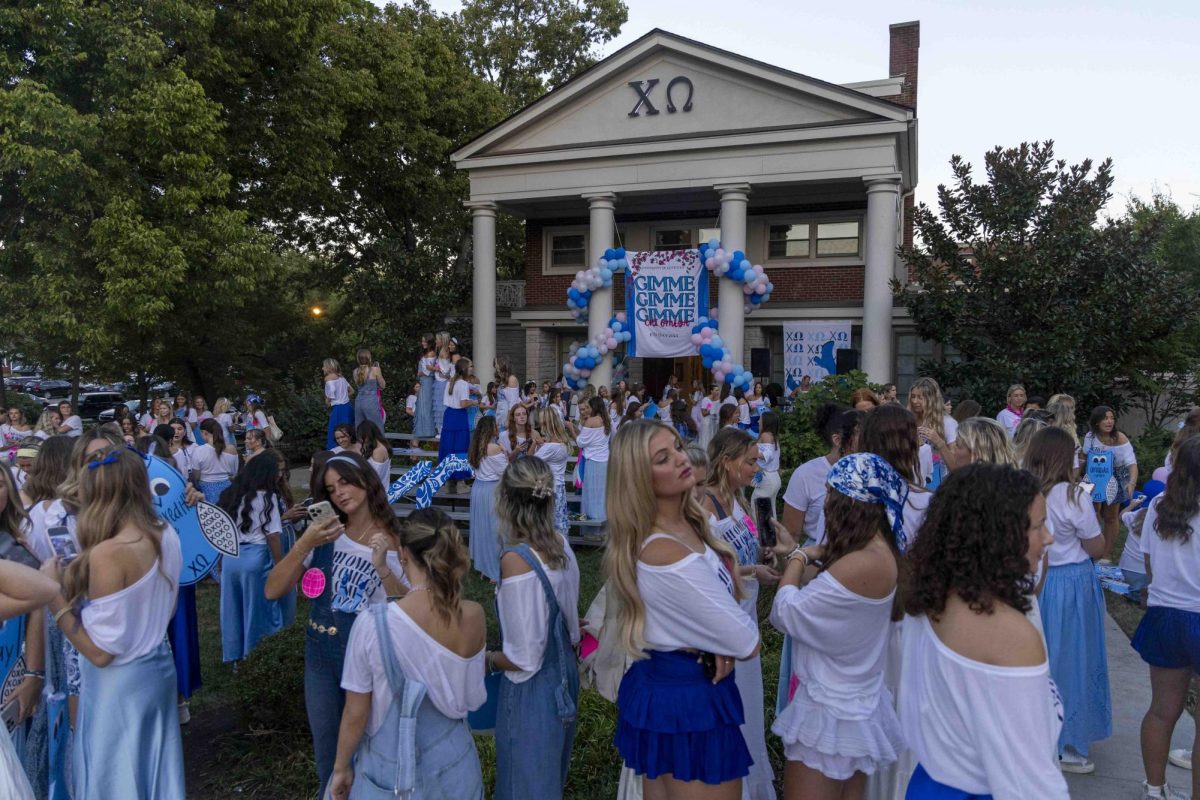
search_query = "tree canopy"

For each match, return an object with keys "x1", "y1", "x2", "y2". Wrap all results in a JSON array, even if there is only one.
[
  {"x1": 0, "y1": 0, "x2": 627, "y2": 403},
  {"x1": 898, "y1": 141, "x2": 1200, "y2": 419}
]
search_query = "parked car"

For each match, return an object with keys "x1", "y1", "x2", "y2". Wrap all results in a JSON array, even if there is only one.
[
  {"x1": 78, "y1": 392, "x2": 126, "y2": 421},
  {"x1": 38, "y1": 380, "x2": 71, "y2": 399},
  {"x1": 98, "y1": 399, "x2": 142, "y2": 423}
]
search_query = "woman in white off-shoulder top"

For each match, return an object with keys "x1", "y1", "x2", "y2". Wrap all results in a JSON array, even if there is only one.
[
  {"x1": 606, "y1": 419, "x2": 760, "y2": 797},
  {"x1": 42, "y1": 446, "x2": 186, "y2": 800}
]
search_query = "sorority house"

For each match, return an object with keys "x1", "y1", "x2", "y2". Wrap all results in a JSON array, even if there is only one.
[{"x1": 453, "y1": 21, "x2": 924, "y2": 395}]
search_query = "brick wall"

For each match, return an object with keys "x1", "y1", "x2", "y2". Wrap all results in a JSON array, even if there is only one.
[{"x1": 882, "y1": 21, "x2": 919, "y2": 111}]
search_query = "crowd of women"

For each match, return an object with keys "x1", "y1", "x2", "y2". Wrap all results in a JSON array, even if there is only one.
[{"x1": 2, "y1": 363, "x2": 1198, "y2": 800}]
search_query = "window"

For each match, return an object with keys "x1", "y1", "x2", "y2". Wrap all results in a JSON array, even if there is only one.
[
  {"x1": 550, "y1": 233, "x2": 586, "y2": 268},
  {"x1": 768, "y1": 224, "x2": 811, "y2": 258},
  {"x1": 816, "y1": 222, "x2": 860, "y2": 256},
  {"x1": 654, "y1": 229, "x2": 692, "y2": 251},
  {"x1": 698, "y1": 227, "x2": 721, "y2": 246},
  {"x1": 764, "y1": 216, "x2": 863, "y2": 263},
  {"x1": 894, "y1": 334, "x2": 961, "y2": 397}
]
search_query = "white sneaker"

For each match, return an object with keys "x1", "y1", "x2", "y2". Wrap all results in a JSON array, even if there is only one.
[
  {"x1": 178, "y1": 700, "x2": 191, "y2": 725},
  {"x1": 1058, "y1": 749, "x2": 1095, "y2": 774},
  {"x1": 1169, "y1": 749, "x2": 1193, "y2": 770},
  {"x1": 1140, "y1": 780, "x2": 1190, "y2": 800}
]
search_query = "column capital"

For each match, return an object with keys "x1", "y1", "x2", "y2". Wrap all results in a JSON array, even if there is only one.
[
  {"x1": 582, "y1": 191, "x2": 617, "y2": 209},
  {"x1": 863, "y1": 174, "x2": 903, "y2": 193},
  {"x1": 714, "y1": 182, "x2": 752, "y2": 200},
  {"x1": 464, "y1": 200, "x2": 498, "y2": 216}
]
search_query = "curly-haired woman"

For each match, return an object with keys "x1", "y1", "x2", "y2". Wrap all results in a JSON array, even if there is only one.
[{"x1": 899, "y1": 462, "x2": 1068, "y2": 799}]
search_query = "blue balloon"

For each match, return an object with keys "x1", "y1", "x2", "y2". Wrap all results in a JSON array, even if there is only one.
[
  {"x1": 604, "y1": 248, "x2": 616, "y2": 260},
  {"x1": 732, "y1": 250, "x2": 745, "y2": 263},
  {"x1": 740, "y1": 259, "x2": 751, "y2": 270},
  {"x1": 702, "y1": 358, "x2": 713, "y2": 369},
  {"x1": 614, "y1": 247, "x2": 626, "y2": 259},
  {"x1": 612, "y1": 321, "x2": 622, "y2": 332},
  {"x1": 724, "y1": 372, "x2": 735, "y2": 384},
  {"x1": 733, "y1": 364, "x2": 744, "y2": 375},
  {"x1": 708, "y1": 238, "x2": 720, "y2": 249},
  {"x1": 750, "y1": 293, "x2": 764, "y2": 304}
]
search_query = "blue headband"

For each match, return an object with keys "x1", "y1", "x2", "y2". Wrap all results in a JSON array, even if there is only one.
[{"x1": 827, "y1": 452, "x2": 911, "y2": 553}]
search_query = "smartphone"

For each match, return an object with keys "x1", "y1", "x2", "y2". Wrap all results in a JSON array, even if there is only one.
[
  {"x1": 306, "y1": 501, "x2": 336, "y2": 524},
  {"x1": 48, "y1": 526, "x2": 78, "y2": 564},
  {"x1": 755, "y1": 498, "x2": 776, "y2": 549}
]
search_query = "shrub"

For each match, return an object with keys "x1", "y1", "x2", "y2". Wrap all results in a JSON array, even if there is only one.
[
  {"x1": 778, "y1": 371, "x2": 880, "y2": 476},
  {"x1": 1132, "y1": 426, "x2": 1174, "y2": 485},
  {"x1": 270, "y1": 384, "x2": 329, "y2": 465}
]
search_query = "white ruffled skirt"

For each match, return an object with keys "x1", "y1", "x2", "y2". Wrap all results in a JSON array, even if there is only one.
[{"x1": 771, "y1": 679, "x2": 904, "y2": 780}]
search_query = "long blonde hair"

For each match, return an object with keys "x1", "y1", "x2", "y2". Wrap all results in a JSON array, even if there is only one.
[
  {"x1": 537, "y1": 405, "x2": 573, "y2": 446},
  {"x1": 323, "y1": 358, "x2": 342, "y2": 377},
  {"x1": 400, "y1": 508, "x2": 469, "y2": 624},
  {"x1": 212, "y1": 397, "x2": 230, "y2": 417},
  {"x1": 956, "y1": 417, "x2": 1016, "y2": 467},
  {"x1": 435, "y1": 332, "x2": 450, "y2": 360},
  {"x1": 1046, "y1": 393, "x2": 1078, "y2": 447},
  {"x1": 604, "y1": 420, "x2": 741, "y2": 659},
  {"x1": 496, "y1": 458, "x2": 566, "y2": 569},
  {"x1": 353, "y1": 348, "x2": 374, "y2": 385},
  {"x1": 908, "y1": 377, "x2": 946, "y2": 442},
  {"x1": 704, "y1": 427, "x2": 755, "y2": 510},
  {"x1": 62, "y1": 447, "x2": 170, "y2": 609}
]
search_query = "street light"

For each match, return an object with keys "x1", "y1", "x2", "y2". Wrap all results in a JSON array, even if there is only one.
[{"x1": 310, "y1": 306, "x2": 323, "y2": 318}]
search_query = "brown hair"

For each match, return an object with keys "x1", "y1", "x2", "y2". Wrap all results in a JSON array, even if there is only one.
[
  {"x1": 849, "y1": 388, "x2": 880, "y2": 409},
  {"x1": 1169, "y1": 407, "x2": 1200, "y2": 468},
  {"x1": 1025, "y1": 427, "x2": 1083, "y2": 507},
  {"x1": 468, "y1": 416, "x2": 499, "y2": 469},
  {"x1": 495, "y1": 457, "x2": 566, "y2": 569},
  {"x1": 22, "y1": 435, "x2": 74, "y2": 505},
  {"x1": 859, "y1": 405, "x2": 920, "y2": 484},
  {"x1": 401, "y1": 508, "x2": 469, "y2": 623},
  {"x1": 315, "y1": 452, "x2": 402, "y2": 538},
  {"x1": 1155, "y1": 436, "x2": 1200, "y2": 543}
]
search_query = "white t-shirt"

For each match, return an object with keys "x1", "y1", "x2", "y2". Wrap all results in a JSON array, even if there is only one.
[
  {"x1": 307, "y1": 536, "x2": 407, "y2": 615},
  {"x1": 738, "y1": 401, "x2": 751, "y2": 425},
  {"x1": 172, "y1": 443, "x2": 198, "y2": 477},
  {"x1": 899, "y1": 614, "x2": 1068, "y2": 799},
  {"x1": 405, "y1": 394, "x2": 417, "y2": 415},
  {"x1": 474, "y1": 450, "x2": 507, "y2": 482},
  {"x1": 917, "y1": 415, "x2": 958, "y2": 488},
  {"x1": 783, "y1": 455, "x2": 834, "y2": 544},
  {"x1": 61, "y1": 415, "x2": 83, "y2": 437},
  {"x1": 996, "y1": 408, "x2": 1022, "y2": 438},
  {"x1": 535, "y1": 442, "x2": 569, "y2": 486},
  {"x1": 637, "y1": 537, "x2": 758, "y2": 658},
  {"x1": 230, "y1": 491, "x2": 283, "y2": 546},
  {"x1": 902, "y1": 488, "x2": 933, "y2": 545},
  {"x1": 577, "y1": 425, "x2": 610, "y2": 463},
  {"x1": 216, "y1": 412, "x2": 235, "y2": 444},
  {"x1": 1082, "y1": 433, "x2": 1136, "y2": 468},
  {"x1": 193, "y1": 442, "x2": 232, "y2": 483},
  {"x1": 497, "y1": 537, "x2": 581, "y2": 684},
  {"x1": 81, "y1": 525, "x2": 182, "y2": 665},
  {"x1": 1142, "y1": 498, "x2": 1200, "y2": 613},
  {"x1": 658, "y1": 403, "x2": 671, "y2": 422},
  {"x1": 1044, "y1": 482, "x2": 1101, "y2": 566},
  {"x1": 443, "y1": 379, "x2": 471, "y2": 409},
  {"x1": 247, "y1": 410, "x2": 269, "y2": 430},
  {"x1": 1119, "y1": 508, "x2": 1147, "y2": 577},
  {"x1": 325, "y1": 376, "x2": 351, "y2": 405},
  {"x1": 757, "y1": 442, "x2": 780, "y2": 473},
  {"x1": 341, "y1": 604, "x2": 486, "y2": 735}
]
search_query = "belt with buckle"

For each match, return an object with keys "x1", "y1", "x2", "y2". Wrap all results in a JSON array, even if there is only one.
[{"x1": 308, "y1": 618, "x2": 338, "y2": 636}]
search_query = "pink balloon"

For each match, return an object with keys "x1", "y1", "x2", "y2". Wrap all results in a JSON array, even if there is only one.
[
  {"x1": 607, "y1": 337, "x2": 618, "y2": 349},
  {"x1": 755, "y1": 284, "x2": 766, "y2": 295},
  {"x1": 1153, "y1": 467, "x2": 1170, "y2": 483},
  {"x1": 743, "y1": 284, "x2": 754, "y2": 295},
  {"x1": 691, "y1": 333, "x2": 703, "y2": 345},
  {"x1": 616, "y1": 312, "x2": 627, "y2": 322},
  {"x1": 705, "y1": 257, "x2": 716, "y2": 269},
  {"x1": 754, "y1": 264, "x2": 765, "y2": 276}
]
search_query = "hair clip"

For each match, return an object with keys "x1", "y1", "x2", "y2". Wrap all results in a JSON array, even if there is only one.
[
  {"x1": 531, "y1": 477, "x2": 553, "y2": 500},
  {"x1": 86, "y1": 451, "x2": 121, "y2": 470}
]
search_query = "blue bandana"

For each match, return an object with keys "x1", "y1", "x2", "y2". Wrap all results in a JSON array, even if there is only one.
[{"x1": 827, "y1": 452, "x2": 911, "y2": 553}]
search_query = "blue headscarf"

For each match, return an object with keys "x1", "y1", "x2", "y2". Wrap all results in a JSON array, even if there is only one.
[{"x1": 826, "y1": 452, "x2": 911, "y2": 553}]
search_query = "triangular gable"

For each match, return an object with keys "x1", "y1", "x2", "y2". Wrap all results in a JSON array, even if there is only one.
[{"x1": 453, "y1": 29, "x2": 911, "y2": 164}]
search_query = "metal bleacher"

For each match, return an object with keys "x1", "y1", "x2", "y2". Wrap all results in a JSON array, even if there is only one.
[{"x1": 384, "y1": 431, "x2": 606, "y2": 547}]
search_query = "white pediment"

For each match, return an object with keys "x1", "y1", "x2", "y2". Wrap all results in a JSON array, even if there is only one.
[{"x1": 454, "y1": 30, "x2": 911, "y2": 165}]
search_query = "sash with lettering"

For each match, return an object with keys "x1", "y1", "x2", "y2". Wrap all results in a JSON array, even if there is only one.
[{"x1": 624, "y1": 249, "x2": 709, "y2": 358}]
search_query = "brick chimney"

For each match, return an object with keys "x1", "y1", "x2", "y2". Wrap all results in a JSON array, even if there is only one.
[{"x1": 886, "y1": 21, "x2": 919, "y2": 110}]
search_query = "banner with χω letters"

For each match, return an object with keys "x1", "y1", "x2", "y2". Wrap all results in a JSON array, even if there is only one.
[
  {"x1": 624, "y1": 250, "x2": 709, "y2": 358},
  {"x1": 783, "y1": 321, "x2": 852, "y2": 391}
]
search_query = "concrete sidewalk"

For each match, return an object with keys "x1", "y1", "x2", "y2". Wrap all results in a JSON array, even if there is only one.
[{"x1": 1064, "y1": 611, "x2": 1195, "y2": 799}]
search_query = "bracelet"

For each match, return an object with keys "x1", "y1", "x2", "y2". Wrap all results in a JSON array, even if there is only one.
[
  {"x1": 786, "y1": 547, "x2": 809, "y2": 568},
  {"x1": 53, "y1": 606, "x2": 73, "y2": 625},
  {"x1": 24, "y1": 670, "x2": 45, "y2": 680},
  {"x1": 377, "y1": 568, "x2": 393, "y2": 581}
]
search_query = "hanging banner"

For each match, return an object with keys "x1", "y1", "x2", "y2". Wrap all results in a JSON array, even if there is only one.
[
  {"x1": 783, "y1": 320, "x2": 852, "y2": 391},
  {"x1": 624, "y1": 250, "x2": 709, "y2": 358}
]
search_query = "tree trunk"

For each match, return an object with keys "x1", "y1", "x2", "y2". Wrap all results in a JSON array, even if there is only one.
[
  {"x1": 184, "y1": 357, "x2": 208, "y2": 403},
  {"x1": 0, "y1": 352, "x2": 8, "y2": 410},
  {"x1": 71, "y1": 359, "x2": 81, "y2": 407},
  {"x1": 138, "y1": 369, "x2": 148, "y2": 409}
]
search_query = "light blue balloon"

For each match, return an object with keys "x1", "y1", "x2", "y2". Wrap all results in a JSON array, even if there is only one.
[
  {"x1": 740, "y1": 259, "x2": 751, "y2": 270},
  {"x1": 708, "y1": 238, "x2": 720, "y2": 249},
  {"x1": 743, "y1": 271, "x2": 756, "y2": 284},
  {"x1": 711, "y1": 335, "x2": 723, "y2": 348}
]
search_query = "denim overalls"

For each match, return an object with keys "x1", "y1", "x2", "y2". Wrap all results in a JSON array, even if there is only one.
[
  {"x1": 303, "y1": 542, "x2": 357, "y2": 795},
  {"x1": 494, "y1": 544, "x2": 579, "y2": 800},
  {"x1": 347, "y1": 603, "x2": 483, "y2": 799}
]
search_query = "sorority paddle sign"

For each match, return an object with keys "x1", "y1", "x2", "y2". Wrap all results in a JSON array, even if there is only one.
[
  {"x1": 0, "y1": 615, "x2": 25, "y2": 732},
  {"x1": 145, "y1": 454, "x2": 239, "y2": 585},
  {"x1": 624, "y1": 249, "x2": 709, "y2": 358}
]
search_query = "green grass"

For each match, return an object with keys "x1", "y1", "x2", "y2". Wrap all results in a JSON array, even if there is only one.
[{"x1": 182, "y1": 547, "x2": 789, "y2": 799}]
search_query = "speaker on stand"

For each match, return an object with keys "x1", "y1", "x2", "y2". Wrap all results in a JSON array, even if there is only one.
[{"x1": 835, "y1": 348, "x2": 861, "y2": 374}]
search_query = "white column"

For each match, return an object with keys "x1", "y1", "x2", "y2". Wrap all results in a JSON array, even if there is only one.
[
  {"x1": 467, "y1": 201, "x2": 497, "y2": 387},
  {"x1": 584, "y1": 192, "x2": 617, "y2": 388},
  {"x1": 862, "y1": 176, "x2": 902, "y2": 382},
  {"x1": 716, "y1": 183, "x2": 750, "y2": 369}
]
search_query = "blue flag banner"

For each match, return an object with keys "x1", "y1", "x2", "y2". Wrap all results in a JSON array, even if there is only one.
[{"x1": 783, "y1": 321, "x2": 852, "y2": 391}]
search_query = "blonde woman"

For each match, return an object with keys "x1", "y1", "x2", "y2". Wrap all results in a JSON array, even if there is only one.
[
  {"x1": 42, "y1": 446, "x2": 186, "y2": 798},
  {"x1": 352, "y1": 348, "x2": 386, "y2": 431},
  {"x1": 33, "y1": 407, "x2": 61, "y2": 441},
  {"x1": 1046, "y1": 394, "x2": 1078, "y2": 446},
  {"x1": 605, "y1": 419, "x2": 759, "y2": 798},
  {"x1": 323, "y1": 358, "x2": 354, "y2": 449},
  {"x1": 908, "y1": 377, "x2": 959, "y2": 489},
  {"x1": 433, "y1": 333, "x2": 452, "y2": 435},
  {"x1": 534, "y1": 408, "x2": 575, "y2": 536},
  {"x1": 1013, "y1": 414, "x2": 1051, "y2": 469},
  {"x1": 952, "y1": 417, "x2": 1017, "y2": 467},
  {"x1": 489, "y1": 457, "x2": 580, "y2": 800},
  {"x1": 996, "y1": 383, "x2": 1027, "y2": 438},
  {"x1": 699, "y1": 427, "x2": 793, "y2": 800}
]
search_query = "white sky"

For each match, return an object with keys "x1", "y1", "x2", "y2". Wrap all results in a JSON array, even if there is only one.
[{"x1": 405, "y1": 0, "x2": 1200, "y2": 216}]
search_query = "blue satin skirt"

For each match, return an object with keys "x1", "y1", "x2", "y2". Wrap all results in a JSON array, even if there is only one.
[{"x1": 74, "y1": 641, "x2": 185, "y2": 799}]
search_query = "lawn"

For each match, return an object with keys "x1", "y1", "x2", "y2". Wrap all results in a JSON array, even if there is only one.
[{"x1": 181, "y1": 547, "x2": 790, "y2": 799}]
